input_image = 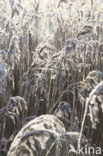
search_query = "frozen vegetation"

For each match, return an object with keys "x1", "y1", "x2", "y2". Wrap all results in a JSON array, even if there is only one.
[{"x1": 0, "y1": 0, "x2": 103, "y2": 155}]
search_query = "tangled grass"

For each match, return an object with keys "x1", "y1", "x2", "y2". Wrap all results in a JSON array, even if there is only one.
[
  {"x1": 0, "y1": 96, "x2": 27, "y2": 155},
  {"x1": 0, "y1": 0, "x2": 103, "y2": 155}
]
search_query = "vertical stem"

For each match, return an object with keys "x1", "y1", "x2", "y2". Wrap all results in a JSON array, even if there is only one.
[{"x1": 78, "y1": 98, "x2": 89, "y2": 151}]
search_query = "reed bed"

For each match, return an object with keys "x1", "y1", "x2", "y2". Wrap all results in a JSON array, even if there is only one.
[{"x1": 0, "y1": 0, "x2": 103, "y2": 155}]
